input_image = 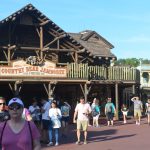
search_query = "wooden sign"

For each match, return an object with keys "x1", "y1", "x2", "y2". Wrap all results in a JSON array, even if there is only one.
[{"x1": 0, "y1": 60, "x2": 67, "y2": 78}]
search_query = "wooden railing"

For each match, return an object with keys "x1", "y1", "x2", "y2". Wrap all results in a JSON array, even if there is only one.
[
  {"x1": 67, "y1": 63, "x2": 140, "y2": 81},
  {"x1": 67, "y1": 63, "x2": 88, "y2": 79}
]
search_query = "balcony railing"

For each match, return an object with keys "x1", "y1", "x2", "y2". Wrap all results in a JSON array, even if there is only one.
[{"x1": 67, "y1": 63, "x2": 140, "y2": 81}]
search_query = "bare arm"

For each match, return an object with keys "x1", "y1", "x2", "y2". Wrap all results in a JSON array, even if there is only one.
[
  {"x1": 73, "y1": 111, "x2": 77, "y2": 123},
  {"x1": 131, "y1": 97, "x2": 135, "y2": 102},
  {"x1": 33, "y1": 138, "x2": 41, "y2": 150}
]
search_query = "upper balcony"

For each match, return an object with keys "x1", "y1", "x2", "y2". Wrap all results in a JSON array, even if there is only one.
[{"x1": 67, "y1": 63, "x2": 140, "y2": 82}]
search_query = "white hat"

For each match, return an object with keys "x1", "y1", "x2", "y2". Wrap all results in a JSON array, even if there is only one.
[{"x1": 8, "y1": 98, "x2": 24, "y2": 107}]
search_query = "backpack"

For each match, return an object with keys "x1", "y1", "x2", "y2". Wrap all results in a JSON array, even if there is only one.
[
  {"x1": 106, "y1": 103, "x2": 112, "y2": 113},
  {"x1": 92, "y1": 107, "x2": 99, "y2": 117}
]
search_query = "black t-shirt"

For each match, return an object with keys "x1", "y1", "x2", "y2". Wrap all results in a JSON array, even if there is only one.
[{"x1": 0, "y1": 110, "x2": 10, "y2": 122}]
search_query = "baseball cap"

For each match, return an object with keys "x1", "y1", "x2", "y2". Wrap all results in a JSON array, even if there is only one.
[{"x1": 8, "y1": 98, "x2": 24, "y2": 107}]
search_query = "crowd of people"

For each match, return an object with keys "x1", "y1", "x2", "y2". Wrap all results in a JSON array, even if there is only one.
[{"x1": 0, "y1": 95, "x2": 150, "y2": 149}]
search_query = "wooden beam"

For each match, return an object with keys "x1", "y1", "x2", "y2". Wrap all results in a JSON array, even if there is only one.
[
  {"x1": 0, "y1": 61, "x2": 8, "y2": 64},
  {"x1": 80, "y1": 84, "x2": 84, "y2": 96},
  {"x1": 8, "y1": 50, "x2": 10, "y2": 65},
  {"x1": 44, "y1": 34, "x2": 66, "y2": 48},
  {"x1": 35, "y1": 51, "x2": 40, "y2": 58},
  {"x1": 77, "y1": 48, "x2": 86, "y2": 53},
  {"x1": 57, "y1": 39, "x2": 60, "y2": 49},
  {"x1": 42, "y1": 48, "x2": 76, "y2": 52},
  {"x1": 40, "y1": 20, "x2": 50, "y2": 26},
  {"x1": 89, "y1": 53, "x2": 93, "y2": 56},
  {"x1": 40, "y1": 26, "x2": 43, "y2": 59},
  {"x1": 50, "y1": 28, "x2": 62, "y2": 36},
  {"x1": 48, "y1": 82, "x2": 52, "y2": 98},
  {"x1": 36, "y1": 27, "x2": 40, "y2": 37},
  {"x1": 132, "y1": 84, "x2": 135, "y2": 94},
  {"x1": 70, "y1": 53, "x2": 75, "y2": 62},
  {"x1": 65, "y1": 40, "x2": 80, "y2": 50},
  {"x1": 47, "y1": 30, "x2": 57, "y2": 37},
  {"x1": 8, "y1": 83, "x2": 13, "y2": 92},
  {"x1": 75, "y1": 51, "x2": 78, "y2": 63},
  {"x1": 43, "y1": 83, "x2": 48, "y2": 95},
  {"x1": 11, "y1": 50, "x2": 15, "y2": 59},
  {"x1": 84, "y1": 83, "x2": 88, "y2": 102},
  {"x1": 9, "y1": 45, "x2": 16, "y2": 50},
  {"x1": 20, "y1": 46, "x2": 40, "y2": 50},
  {"x1": 62, "y1": 42, "x2": 72, "y2": 49},
  {"x1": 0, "y1": 46, "x2": 8, "y2": 49},
  {"x1": 3, "y1": 50, "x2": 8, "y2": 60},
  {"x1": 80, "y1": 57, "x2": 87, "y2": 63}
]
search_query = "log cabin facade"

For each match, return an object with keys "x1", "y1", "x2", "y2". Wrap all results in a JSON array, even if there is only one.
[{"x1": 0, "y1": 4, "x2": 140, "y2": 118}]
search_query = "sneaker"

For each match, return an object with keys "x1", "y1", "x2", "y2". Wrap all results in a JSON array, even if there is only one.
[
  {"x1": 84, "y1": 140, "x2": 87, "y2": 144},
  {"x1": 47, "y1": 142, "x2": 53, "y2": 146},
  {"x1": 75, "y1": 141, "x2": 80, "y2": 145},
  {"x1": 55, "y1": 142, "x2": 59, "y2": 146}
]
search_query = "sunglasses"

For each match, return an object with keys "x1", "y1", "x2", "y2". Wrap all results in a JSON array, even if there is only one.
[
  {"x1": 0, "y1": 103, "x2": 5, "y2": 106},
  {"x1": 8, "y1": 105, "x2": 22, "y2": 110}
]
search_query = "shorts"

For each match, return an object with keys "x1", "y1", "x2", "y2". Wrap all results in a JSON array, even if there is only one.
[
  {"x1": 134, "y1": 110, "x2": 142, "y2": 117},
  {"x1": 122, "y1": 111, "x2": 128, "y2": 116},
  {"x1": 93, "y1": 114, "x2": 100, "y2": 120},
  {"x1": 77, "y1": 120, "x2": 88, "y2": 131},
  {"x1": 106, "y1": 112, "x2": 114, "y2": 121},
  {"x1": 61, "y1": 116, "x2": 70, "y2": 122},
  {"x1": 42, "y1": 119, "x2": 50, "y2": 130}
]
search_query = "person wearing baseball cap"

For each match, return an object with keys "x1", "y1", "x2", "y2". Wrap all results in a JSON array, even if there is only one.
[
  {"x1": 0, "y1": 97, "x2": 41, "y2": 150},
  {"x1": 8, "y1": 97, "x2": 24, "y2": 107}
]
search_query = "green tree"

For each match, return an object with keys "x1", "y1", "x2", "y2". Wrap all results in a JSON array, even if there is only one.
[
  {"x1": 114, "y1": 58, "x2": 140, "y2": 67},
  {"x1": 115, "y1": 58, "x2": 150, "y2": 67}
]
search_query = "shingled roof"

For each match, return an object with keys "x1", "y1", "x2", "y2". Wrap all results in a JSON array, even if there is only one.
[
  {"x1": 0, "y1": 4, "x2": 116, "y2": 60},
  {"x1": 69, "y1": 30, "x2": 116, "y2": 59}
]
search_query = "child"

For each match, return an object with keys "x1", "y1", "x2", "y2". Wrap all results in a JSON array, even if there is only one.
[{"x1": 121, "y1": 104, "x2": 128, "y2": 124}]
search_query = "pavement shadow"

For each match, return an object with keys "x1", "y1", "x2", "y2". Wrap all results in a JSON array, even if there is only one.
[
  {"x1": 88, "y1": 131, "x2": 136, "y2": 143},
  {"x1": 59, "y1": 126, "x2": 118, "y2": 144}
]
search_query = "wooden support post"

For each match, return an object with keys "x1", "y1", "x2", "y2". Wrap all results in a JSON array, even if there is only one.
[
  {"x1": 132, "y1": 84, "x2": 135, "y2": 95},
  {"x1": 14, "y1": 82, "x2": 19, "y2": 96},
  {"x1": 115, "y1": 83, "x2": 119, "y2": 120},
  {"x1": 84, "y1": 83, "x2": 88, "y2": 103},
  {"x1": 57, "y1": 39, "x2": 60, "y2": 49},
  {"x1": 40, "y1": 26, "x2": 43, "y2": 59},
  {"x1": 43, "y1": 82, "x2": 56, "y2": 99},
  {"x1": 8, "y1": 49, "x2": 11, "y2": 66},
  {"x1": 75, "y1": 51, "x2": 78, "y2": 63},
  {"x1": 48, "y1": 82, "x2": 52, "y2": 98}
]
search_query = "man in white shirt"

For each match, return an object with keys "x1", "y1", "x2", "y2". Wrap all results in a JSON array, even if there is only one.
[
  {"x1": 131, "y1": 96, "x2": 143, "y2": 125},
  {"x1": 73, "y1": 97, "x2": 92, "y2": 144}
]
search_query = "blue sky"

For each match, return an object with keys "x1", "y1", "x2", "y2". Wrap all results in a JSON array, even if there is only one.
[{"x1": 0, "y1": 0, "x2": 150, "y2": 59}]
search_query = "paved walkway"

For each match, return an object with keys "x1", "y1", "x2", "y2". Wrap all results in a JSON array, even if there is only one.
[{"x1": 42, "y1": 117, "x2": 149, "y2": 150}]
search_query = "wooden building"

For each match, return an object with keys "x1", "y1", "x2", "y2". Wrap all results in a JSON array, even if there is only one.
[{"x1": 0, "y1": 4, "x2": 140, "y2": 118}]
